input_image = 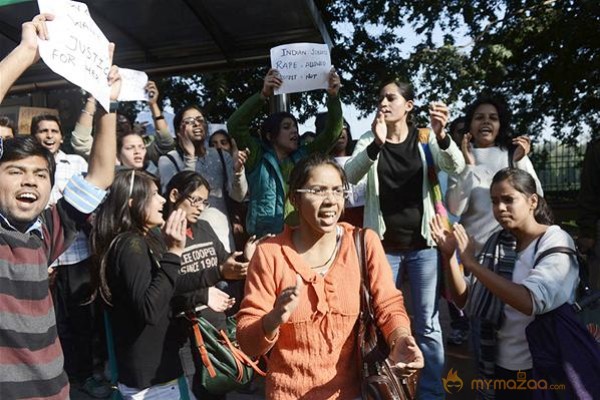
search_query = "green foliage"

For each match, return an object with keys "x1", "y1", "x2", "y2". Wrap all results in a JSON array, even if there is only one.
[{"x1": 154, "y1": 0, "x2": 599, "y2": 141}]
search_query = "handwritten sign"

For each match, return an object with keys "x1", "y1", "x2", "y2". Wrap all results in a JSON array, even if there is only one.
[
  {"x1": 37, "y1": 0, "x2": 111, "y2": 111},
  {"x1": 270, "y1": 43, "x2": 331, "y2": 95},
  {"x1": 118, "y1": 68, "x2": 149, "y2": 102}
]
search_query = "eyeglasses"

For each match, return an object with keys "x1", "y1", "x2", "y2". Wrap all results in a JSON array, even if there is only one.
[
  {"x1": 186, "y1": 196, "x2": 210, "y2": 208},
  {"x1": 295, "y1": 187, "x2": 349, "y2": 199},
  {"x1": 181, "y1": 116, "x2": 205, "y2": 126}
]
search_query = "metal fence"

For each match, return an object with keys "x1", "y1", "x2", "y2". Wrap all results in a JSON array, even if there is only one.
[{"x1": 531, "y1": 141, "x2": 586, "y2": 202}]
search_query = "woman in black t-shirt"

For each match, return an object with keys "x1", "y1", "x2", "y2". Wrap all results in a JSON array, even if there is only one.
[
  {"x1": 91, "y1": 170, "x2": 213, "y2": 399},
  {"x1": 344, "y1": 80, "x2": 465, "y2": 399},
  {"x1": 164, "y1": 170, "x2": 260, "y2": 399}
]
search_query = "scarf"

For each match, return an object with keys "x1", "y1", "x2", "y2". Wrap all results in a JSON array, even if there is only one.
[{"x1": 466, "y1": 229, "x2": 517, "y2": 399}]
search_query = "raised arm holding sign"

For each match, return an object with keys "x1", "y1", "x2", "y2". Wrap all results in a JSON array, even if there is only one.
[
  {"x1": 37, "y1": 0, "x2": 112, "y2": 110},
  {"x1": 0, "y1": 14, "x2": 53, "y2": 104},
  {"x1": 0, "y1": 13, "x2": 120, "y2": 399}
]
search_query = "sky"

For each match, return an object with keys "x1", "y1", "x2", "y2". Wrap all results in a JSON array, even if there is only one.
[
  {"x1": 298, "y1": 19, "x2": 473, "y2": 140},
  {"x1": 136, "y1": 14, "x2": 472, "y2": 140}
]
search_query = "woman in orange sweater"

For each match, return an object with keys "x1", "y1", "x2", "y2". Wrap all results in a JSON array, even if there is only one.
[{"x1": 237, "y1": 153, "x2": 423, "y2": 399}]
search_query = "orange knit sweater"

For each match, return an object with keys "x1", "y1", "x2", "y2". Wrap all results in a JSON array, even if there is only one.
[{"x1": 237, "y1": 223, "x2": 411, "y2": 399}]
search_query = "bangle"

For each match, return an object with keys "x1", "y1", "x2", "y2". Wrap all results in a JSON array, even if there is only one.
[
  {"x1": 154, "y1": 115, "x2": 165, "y2": 121},
  {"x1": 81, "y1": 109, "x2": 94, "y2": 117}
]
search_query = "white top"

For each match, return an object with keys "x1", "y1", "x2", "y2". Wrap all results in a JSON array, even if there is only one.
[
  {"x1": 334, "y1": 156, "x2": 366, "y2": 208},
  {"x1": 495, "y1": 225, "x2": 579, "y2": 370},
  {"x1": 446, "y1": 146, "x2": 543, "y2": 255}
]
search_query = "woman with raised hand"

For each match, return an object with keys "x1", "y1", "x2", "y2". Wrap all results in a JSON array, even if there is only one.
[
  {"x1": 158, "y1": 104, "x2": 248, "y2": 252},
  {"x1": 91, "y1": 170, "x2": 222, "y2": 399},
  {"x1": 344, "y1": 79, "x2": 465, "y2": 399},
  {"x1": 71, "y1": 81, "x2": 175, "y2": 163},
  {"x1": 237, "y1": 153, "x2": 422, "y2": 399},
  {"x1": 446, "y1": 96, "x2": 541, "y2": 255},
  {"x1": 226, "y1": 68, "x2": 343, "y2": 237},
  {"x1": 163, "y1": 170, "x2": 267, "y2": 399},
  {"x1": 431, "y1": 168, "x2": 585, "y2": 400}
]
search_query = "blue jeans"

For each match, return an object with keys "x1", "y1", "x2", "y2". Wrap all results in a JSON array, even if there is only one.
[{"x1": 387, "y1": 248, "x2": 445, "y2": 399}]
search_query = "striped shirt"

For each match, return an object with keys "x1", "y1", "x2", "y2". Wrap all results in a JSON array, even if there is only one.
[
  {"x1": 49, "y1": 150, "x2": 90, "y2": 266},
  {"x1": 0, "y1": 175, "x2": 106, "y2": 399}
]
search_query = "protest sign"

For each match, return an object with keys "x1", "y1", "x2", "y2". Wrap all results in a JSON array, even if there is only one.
[
  {"x1": 270, "y1": 43, "x2": 331, "y2": 95},
  {"x1": 118, "y1": 68, "x2": 149, "y2": 102},
  {"x1": 37, "y1": 0, "x2": 111, "y2": 111}
]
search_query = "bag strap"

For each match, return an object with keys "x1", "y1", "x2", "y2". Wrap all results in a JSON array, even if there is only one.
[
  {"x1": 219, "y1": 330, "x2": 267, "y2": 378},
  {"x1": 189, "y1": 314, "x2": 266, "y2": 382},
  {"x1": 533, "y1": 246, "x2": 576, "y2": 268},
  {"x1": 531, "y1": 231, "x2": 599, "y2": 311},
  {"x1": 532, "y1": 230, "x2": 580, "y2": 277},
  {"x1": 217, "y1": 148, "x2": 229, "y2": 193},
  {"x1": 189, "y1": 314, "x2": 217, "y2": 378},
  {"x1": 165, "y1": 153, "x2": 182, "y2": 173},
  {"x1": 218, "y1": 330, "x2": 245, "y2": 382},
  {"x1": 355, "y1": 228, "x2": 375, "y2": 322}
]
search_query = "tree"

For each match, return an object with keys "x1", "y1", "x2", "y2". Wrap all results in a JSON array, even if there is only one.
[{"x1": 155, "y1": 0, "x2": 600, "y2": 142}]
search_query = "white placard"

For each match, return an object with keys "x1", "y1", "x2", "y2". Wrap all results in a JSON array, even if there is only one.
[
  {"x1": 118, "y1": 68, "x2": 149, "y2": 102},
  {"x1": 270, "y1": 43, "x2": 331, "y2": 95},
  {"x1": 37, "y1": 0, "x2": 111, "y2": 111}
]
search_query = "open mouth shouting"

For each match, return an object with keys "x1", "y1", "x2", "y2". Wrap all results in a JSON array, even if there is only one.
[
  {"x1": 191, "y1": 127, "x2": 204, "y2": 139},
  {"x1": 478, "y1": 125, "x2": 494, "y2": 136},
  {"x1": 40, "y1": 139, "x2": 60, "y2": 153},
  {"x1": 15, "y1": 190, "x2": 40, "y2": 210},
  {"x1": 318, "y1": 209, "x2": 339, "y2": 226}
]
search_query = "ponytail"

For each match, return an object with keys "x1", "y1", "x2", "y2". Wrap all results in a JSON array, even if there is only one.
[
  {"x1": 491, "y1": 167, "x2": 552, "y2": 224},
  {"x1": 533, "y1": 195, "x2": 554, "y2": 225}
]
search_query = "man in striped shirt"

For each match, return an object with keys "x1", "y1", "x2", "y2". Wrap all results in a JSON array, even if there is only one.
[{"x1": 0, "y1": 13, "x2": 120, "y2": 399}]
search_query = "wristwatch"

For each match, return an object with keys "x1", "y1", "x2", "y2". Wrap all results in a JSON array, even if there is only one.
[{"x1": 109, "y1": 101, "x2": 119, "y2": 114}]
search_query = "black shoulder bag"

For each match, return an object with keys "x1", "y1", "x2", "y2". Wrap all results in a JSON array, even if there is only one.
[{"x1": 354, "y1": 228, "x2": 418, "y2": 400}]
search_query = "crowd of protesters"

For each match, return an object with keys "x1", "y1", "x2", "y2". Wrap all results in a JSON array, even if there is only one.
[{"x1": 1, "y1": 13, "x2": 599, "y2": 400}]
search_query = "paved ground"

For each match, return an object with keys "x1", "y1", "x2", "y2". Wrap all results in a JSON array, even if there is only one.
[{"x1": 71, "y1": 295, "x2": 478, "y2": 399}]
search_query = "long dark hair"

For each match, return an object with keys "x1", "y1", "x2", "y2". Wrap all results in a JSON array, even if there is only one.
[
  {"x1": 491, "y1": 168, "x2": 553, "y2": 225},
  {"x1": 90, "y1": 169, "x2": 163, "y2": 305},
  {"x1": 465, "y1": 96, "x2": 512, "y2": 149},
  {"x1": 173, "y1": 104, "x2": 207, "y2": 135},
  {"x1": 378, "y1": 79, "x2": 416, "y2": 126},
  {"x1": 164, "y1": 170, "x2": 211, "y2": 217},
  {"x1": 260, "y1": 112, "x2": 298, "y2": 145}
]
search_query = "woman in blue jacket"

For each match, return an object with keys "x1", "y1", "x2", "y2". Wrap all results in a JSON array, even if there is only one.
[{"x1": 226, "y1": 68, "x2": 343, "y2": 237}]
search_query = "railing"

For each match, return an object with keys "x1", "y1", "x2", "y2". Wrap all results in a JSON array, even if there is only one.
[
  {"x1": 530, "y1": 141, "x2": 588, "y2": 225},
  {"x1": 531, "y1": 141, "x2": 586, "y2": 202}
]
